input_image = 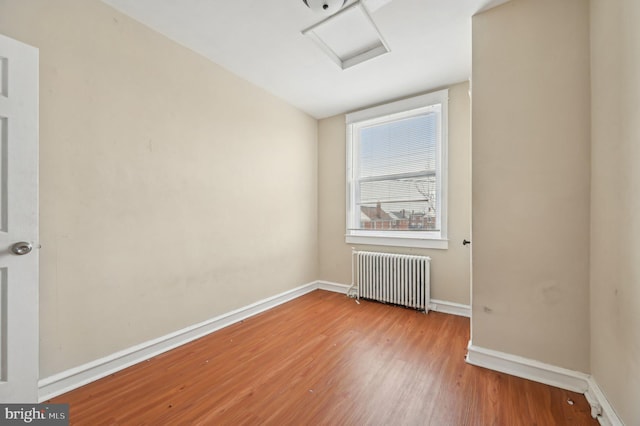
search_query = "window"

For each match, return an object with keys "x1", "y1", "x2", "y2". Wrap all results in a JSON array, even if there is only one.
[{"x1": 346, "y1": 89, "x2": 448, "y2": 249}]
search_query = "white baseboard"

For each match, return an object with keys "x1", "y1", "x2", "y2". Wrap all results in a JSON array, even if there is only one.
[
  {"x1": 317, "y1": 280, "x2": 351, "y2": 294},
  {"x1": 318, "y1": 281, "x2": 471, "y2": 318},
  {"x1": 466, "y1": 342, "x2": 624, "y2": 425},
  {"x1": 585, "y1": 377, "x2": 624, "y2": 426},
  {"x1": 428, "y1": 299, "x2": 471, "y2": 317},
  {"x1": 38, "y1": 281, "x2": 320, "y2": 402},
  {"x1": 466, "y1": 342, "x2": 590, "y2": 393}
]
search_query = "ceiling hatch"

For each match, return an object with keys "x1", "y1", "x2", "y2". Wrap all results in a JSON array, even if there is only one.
[{"x1": 302, "y1": 0, "x2": 390, "y2": 70}]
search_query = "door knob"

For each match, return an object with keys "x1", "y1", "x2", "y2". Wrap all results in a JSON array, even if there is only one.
[{"x1": 11, "y1": 242, "x2": 32, "y2": 255}]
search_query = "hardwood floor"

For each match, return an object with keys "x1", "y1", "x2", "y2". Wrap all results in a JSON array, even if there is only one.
[{"x1": 51, "y1": 290, "x2": 597, "y2": 425}]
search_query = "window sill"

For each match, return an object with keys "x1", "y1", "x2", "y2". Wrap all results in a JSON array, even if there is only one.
[{"x1": 345, "y1": 234, "x2": 448, "y2": 250}]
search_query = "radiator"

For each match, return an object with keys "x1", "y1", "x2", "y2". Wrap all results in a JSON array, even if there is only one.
[{"x1": 353, "y1": 251, "x2": 431, "y2": 312}]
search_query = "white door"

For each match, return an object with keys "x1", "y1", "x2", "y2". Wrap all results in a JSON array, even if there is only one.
[{"x1": 0, "y1": 33, "x2": 39, "y2": 403}]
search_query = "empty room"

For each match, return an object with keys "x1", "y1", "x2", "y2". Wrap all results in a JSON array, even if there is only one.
[{"x1": 0, "y1": 0, "x2": 637, "y2": 424}]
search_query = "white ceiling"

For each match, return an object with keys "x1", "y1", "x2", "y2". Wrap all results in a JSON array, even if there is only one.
[{"x1": 101, "y1": 0, "x2": 510, "y2": 119}]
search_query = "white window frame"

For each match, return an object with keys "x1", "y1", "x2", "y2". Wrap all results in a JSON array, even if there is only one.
[{"x1": 345, "y1": 89, "x2": 448, "y2": 249}]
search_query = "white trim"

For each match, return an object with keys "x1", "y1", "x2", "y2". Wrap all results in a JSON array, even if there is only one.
[
  {"x1": 465, "y1": 342, "x2": 590, "y2": 393},
  {"x1": 346, "y1": 89, "x2": 449, "y2": 123},
  {"x1": 585, "y1": 377, "x2": 624, "y2": 426},
  {"x1": 466, "y1": 343, "x2": 625, "y2": 425},
  {"x1": 438, "y1": 90, "x2": 448, "y2": 241},
  {"x1": 317, "y1": 280, "x2": 351, "y2": 294},
  {"x1": 38, "y1": 281, "x2": 319, "y2": 402},
  {"x1": 321, "y1": 279, "x2": 470, "y2": 317},
  {"x1": 428, "y1": 299, "x2": 471, "y2": 317},
  {"x1": 346, "y1": 234, "x2": 449, "y2": 249}
]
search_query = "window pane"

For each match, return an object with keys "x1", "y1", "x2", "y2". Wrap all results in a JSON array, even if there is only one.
[
  {"x1": 358, "y1": 176, "x2": 438, "y2": 231},
  {"x1": 355, "y1": 111, "x2": 439, "y2": 232}
]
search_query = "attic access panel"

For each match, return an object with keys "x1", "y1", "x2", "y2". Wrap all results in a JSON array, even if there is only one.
[{"x1": 302, "y1": 1, "x2": 390, "y2": 69}]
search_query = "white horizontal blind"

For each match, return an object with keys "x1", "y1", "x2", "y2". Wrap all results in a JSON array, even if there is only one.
[{"x1": 352, "y1": 106, "x2": 441, "y2": 232}]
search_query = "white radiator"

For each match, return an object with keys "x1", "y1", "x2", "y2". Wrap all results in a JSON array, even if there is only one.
[{"x1": 353, "y1": 251, "x2": 431, "y2": 312}]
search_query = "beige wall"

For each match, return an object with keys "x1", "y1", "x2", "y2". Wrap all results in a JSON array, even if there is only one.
[
  {"x1": 0, "y1": 0, "x2": 318, "y2": 377},
  {"x1": 471, "y1": 0, "x2": 591, "y2": 371},
  {"x1": 590, "y1": 0, "x2": 640, "y2": 423},
  {"x1": 318, "y1": 81, "x2": 471, "y2": 305}
]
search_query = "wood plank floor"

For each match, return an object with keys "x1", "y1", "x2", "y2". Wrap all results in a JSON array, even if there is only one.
[{"x1": 50, "y1": 290, "x2": 597, "y2": 425}]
